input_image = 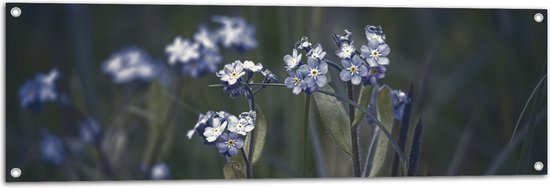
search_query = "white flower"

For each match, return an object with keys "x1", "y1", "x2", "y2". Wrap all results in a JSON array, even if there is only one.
[
  {"x1": 307, "y1": 44, "x2": 326, "y2": 60},
  {"x1": 165, "y1": 37, "x2": 200, "y2": 65},
  {"x1": 203, "y1": 117, "x2": 227, "y2": 142},
  {"x1": 284, "y1": 49, "x2": 302, "y2": 70},
  {"x1": 194, "y1": 27, "x2": 217, "y2": 50},
  {"x1": 227, "y1": 115, "x2": 254, "y2": 136},
  {"x1": 242, "y1": 60, "x2": 263, "y2": 72},
  {"x1": 217, "y1": 61, "x2": 246, "y2": 85},
  {"x1": 102, "y1": 47, "x2": 159, "y2": 84},
  {"x1": 336, "y1": 42, "x2": 355, "y2": 59}
]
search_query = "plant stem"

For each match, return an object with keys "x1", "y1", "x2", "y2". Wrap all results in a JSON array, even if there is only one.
[
  {"x1": 347, "y1": 83, "x2": 361, "y2": 177},
  {"x1": 302, "y1": 95, "x2": 311, "y2": 177},
  {"x1": 240, "y1": 148, "x2": 252, "y2": 179},
  {"x1": 244, "y1": 86, "x2": 256, "y2": 178}
]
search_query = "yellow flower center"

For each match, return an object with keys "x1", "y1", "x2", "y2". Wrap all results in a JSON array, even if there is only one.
[
  {"x1": 292, "y1": 77, "x2": 301, "y2": 86},
  {"x1": 348, "y1": 65, "x2": 358, "y2": 75},
  {"x1": 226, "y1": 139, "x2": 236, "y2": 147},
  {"x1": 370, "y1": 50, "x2": 379, "y2": 58}
]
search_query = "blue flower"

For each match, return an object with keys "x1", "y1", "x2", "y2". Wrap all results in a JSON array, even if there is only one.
[
  {"x1": 79, "y1": 117, "x2": 102, "y2": 144},
  {"x1": 102, "y1": 47, "x2": 160, "y2": 84},
  {"x1": 284, "y1": 49, "x2": 302, "y2": 70},
  {"x1": 227, "y1": 114, "x2": 255, "y2": 136},
  {"x1": 181, "y1": 49, "x2": 222, "y2": 78},
  {"x1": 334, "y1": 29, "x2": 353, "y2": 45},
  {"x1": 365, "y1": 25, "x2": 386, "y2": 45},
  {"x1": 212, "y1": 16, "x2": 257, "y2": 51},
  {"x1": 335, "y1": 41, "x2": 356, "y2": 59},
  {"x1": 40, "y1": 129, "x2": 64, "y2": 165},
  {"x1": 216, "y1": 60, "x2": 246, "y2": 85},
  {"x1": 295, "y1": 36, "x2": 312, "y2": 51},
  {"x1": 340, "y1": 55, "x2": 369, "y2": 85},
  {"x1": 202, "y1": 116, "x2": 228, "y2": 143},
  {"x1": 306, "y1": 44, "x2": 327, "y2": 60},
  {"x1": 216, "y1": 132, "x2": 244, "y2": 157},
  {"x1": 165, "y1": 37, "x2": 200, "y2": 65},
  {"x1": 19, "y1": 69, "x2": 60, "y2": 111},
  {"x1": 299, "y1": 58, "x2": 328, "y2": 90},
  {"x1": 150, "y1": 162, "x2": 171, "y2": 180},
  {"x1": 187, "y1": 111, "x2": 215, "y2": 139},
  {"x1": 284, "y1": 69, "x2": 307, "y2": 95},
  {"x1": 242, "y1": 60, "x2": 263, "y2": 73},
  {"x1": 361, "y1": 41, "x2": 390, "y2": 67},
  {"x1": 261, "y1": 69, "x2": 279, "y2": 83},
  {"x1": 362, "y1": 65, "x2": 386, "y2": 85},
  {"x1": 391, "y1": 89, "x2": 410, "y2": 120},
  {"x1": 194, "y1": 26, "x2": 218, "y2": 51}
]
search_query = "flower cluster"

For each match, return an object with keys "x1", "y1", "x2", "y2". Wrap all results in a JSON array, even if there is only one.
[
  {"x1": 18, "y1": 69, "x2": 60, "y2": 111},
  {"x1": 334, "y1": 26, "x2": 391, "y2": 86},
  {"x1": 102, "y1": 47, "x2": 161, "y2": 84},
  {"x1": 187, "y1": 110, "x2": 257, "y2": 157},
  {"x1": 165, "y1": 16, "x2": 257, "y2": 78},
  {"x1": 216, "y1": 60, "x2": 277, "y2": 98},
  {"x1": 283, "y1": 37, "x2": 329, "y2": 95}
]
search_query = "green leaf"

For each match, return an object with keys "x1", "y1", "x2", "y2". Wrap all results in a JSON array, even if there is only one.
[
  {"x1": 369, "y1": 85, "x2": 397, "y2": 177},
  {"x1": 244, "y1": 106, "x2": 267, "y2": 164},
  {"x1": 312, "y1": 84, "x2": 352, "y2": 156},
  {"x1": 223, "y1": 161, "x2": 246, "y2": 179},
  {"x1": 352, "y1": 85, "x2": 374, "y2": 128}
]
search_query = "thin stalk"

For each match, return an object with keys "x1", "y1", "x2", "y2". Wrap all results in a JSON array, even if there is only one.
[
  {"x1": 347, "y1": 82, "x2": 361, "y2": 177},
  {"x1": 302, "y1": 95, "x2": 311, "y2": 177},
  {"x1": 240, "y1": 148, "x2": 252, "y2": 179},
  {"x1": 362, "y1": 127, "x2": 380, "y2": 177},
  {"x1": 244, "y1": 86, "x2": 256, "y2": 178}
]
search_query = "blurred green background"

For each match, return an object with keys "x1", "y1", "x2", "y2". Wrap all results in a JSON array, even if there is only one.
[{"x1": 5, "y1": 4, "x2": 547, "y2": 181}]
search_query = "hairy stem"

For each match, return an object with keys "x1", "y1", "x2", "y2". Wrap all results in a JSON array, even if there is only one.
[
  {"x1": 302, "y1": 95, "x2": 311, "y2": 177},
  {"x1": 240, "y1": 148, "x2": 252, "y2": 179},
  {"x1": 347, "y1": 83, "x2": 361, "y2": 177}
]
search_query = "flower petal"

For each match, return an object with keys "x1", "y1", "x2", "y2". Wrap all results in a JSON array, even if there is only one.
[{"x1": 340, "y1": 70, "x2": 351, "y2": 81}]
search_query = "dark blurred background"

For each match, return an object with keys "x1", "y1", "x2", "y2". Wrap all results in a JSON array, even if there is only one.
[{"x1": 5, "y1": 4, "x2": 547, "y2": 181}]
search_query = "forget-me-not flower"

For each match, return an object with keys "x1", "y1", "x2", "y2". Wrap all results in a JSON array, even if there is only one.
[
  {"x1": 227, "y1": 114, "x2": 255, "y2": 136},
  {"x1": 391, "y1": 89, "x2": 410, "y2": 120},
  {"x1": 203, "y1": 116, "x2": 227, "y2": 142},
  {"x1": 19, "y1": 69, "x2": 60, "y2": 110},
  {"x1": 299, "y1": 58, "x2": 328, "y2": 90},
  {"x1": 362, "y1": 65, "x2": 387, "y2": 85},
  {"x1": 217, "y1": 60, "x2": 246, "y2": 85},
  {"x1": 307, "y1": 44, "x2": 327, "y2": 60},
  {"x1": 365, "y1": 25, "x2": 386, "y2": 45},
  {"x1": 261, "y1": 69, "x2": 279, "y2": 83},
  {"x1": 216, "y1": 132, "x2": 244, "y2": 157},
  {"x1": 212, "y1": 16, "x2": 257, "y2": 51},
  {"x1": 40, "y1": 129, "x2": 65, "y2": 165},
  {"x1": 194, "y1": 27, "x2": 218, "y2": 51},
  {"x1": 102, "y1": 47, "x2": 160, "y2": 84},
  {"x1": 295, "y1": 36, "x2": 312, "y2": 51},
  {"x1": 361, "y1": 41, "x2": 390, "y2": 66},
  {"x1": 336, "y1": 42, "x2": 356, "y2": 59},
  {"x1": 284, "y1": 49, "x2": 302, "y2": 70},
  {"x1": 284, "y1": 69, "x2": 307, "y2": 95},
  {"x1": 165, "y1": 37, "x2": 200, "y2": 65},
  {"x1": 340, "y1": 55, "x2": 369, "y2": 85},
  {"x1": 242, "y1": 60, "x2": 263, "y2": 72}
]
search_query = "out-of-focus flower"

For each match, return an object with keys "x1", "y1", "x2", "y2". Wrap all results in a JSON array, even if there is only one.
[
  {"x1": 216, "y1": 60, "x2": 246, "y2": 85},
  {"x1": 79, "y1": 117, "x2": 102, "y2": 144},
  {"x1": 40, "y1": 129, "x2": 64, "y2": 165},
  {"x1": 150, "y1": 162, "x2": 171, "y2": 180},
  {"x1": 284, "y1": 49, "x2": 302, "y2": 70},
  {"x1": 340, "y1": 55, "x2": 368, "y2": 85},
  {"x1": 165, "y1": 37, "x2": 200, "y2": 65},
  {"x1": 216, "y1": 132, "x2": 244, "y2": 157},
  {"x1": 194, "y1": 27, "x2": 218, "y2": 51},
  {"x1": 306, "y1": 44, "x2": 327, "y2": 60},
  {"x1": 212, "y1": 16, "x2": 257, "y2": 51},
  {"x1": 19, "y1": 69, "x2": 60, "y2": 111},
  {"x1": 102, "y1": 47, "x2": 160, "y2": 84},
  {"x1": 391, "y1": 89, "x2": 410, "y2": 120},
  {"x1": 299, "y1": 58, "x2": 328, "y2": 92},
  {"x1": 361, "y1": 42, "x2": 390, "y2": 67},
  {"x1": 284, "y1": 69, "x2": 307, "y2": 95}
]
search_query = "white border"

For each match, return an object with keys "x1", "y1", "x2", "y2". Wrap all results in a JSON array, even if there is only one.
[{"x1": 1, "y1": 0, "x2": 549, "y2": 188}]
